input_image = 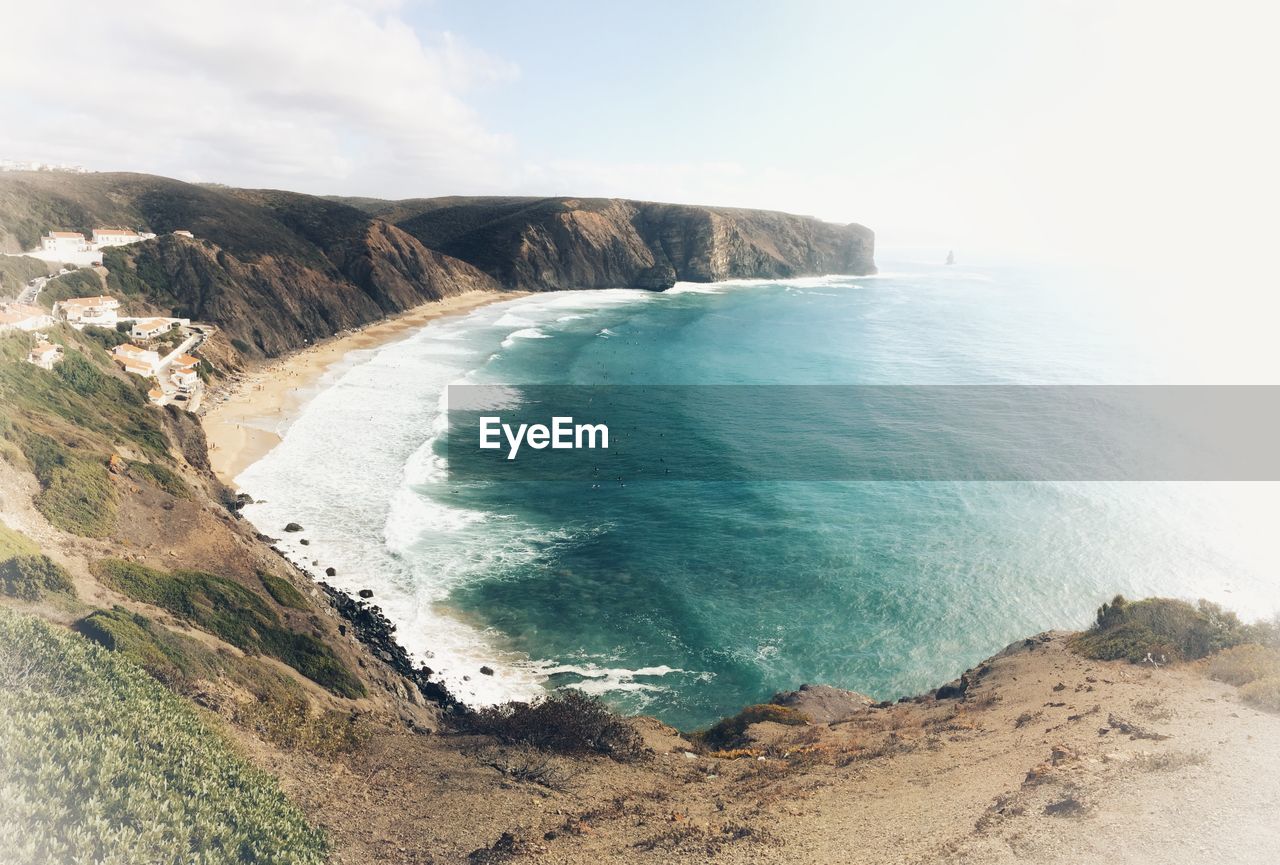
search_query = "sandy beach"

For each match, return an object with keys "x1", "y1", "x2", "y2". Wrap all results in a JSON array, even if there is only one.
[{"x1": 200, "y1": 290, "x2": 520, "y2": 486}]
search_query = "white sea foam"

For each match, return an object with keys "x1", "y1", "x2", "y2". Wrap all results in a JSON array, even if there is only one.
[
  {"x1": 233, "y1": 287, "x2": 671, "y2": 706},
  {"x1": 499, "y1": 327, "x2": 550, "y2": 348}
]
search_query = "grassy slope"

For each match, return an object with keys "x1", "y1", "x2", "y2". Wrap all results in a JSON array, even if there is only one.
[{"x1": 0, "y1": 607, "x2": 327, "y2": 865}]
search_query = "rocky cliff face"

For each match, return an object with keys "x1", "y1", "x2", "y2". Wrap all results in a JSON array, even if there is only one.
[
  {"x1": 104, "y1": 227, "x2": 499, "y2": 358},
  {"x1": 388, "y1": 196, "x2": 875, "y2": 291},
  {"x1": 0, "y1": 173, "x2": 876, "y2": 358}
]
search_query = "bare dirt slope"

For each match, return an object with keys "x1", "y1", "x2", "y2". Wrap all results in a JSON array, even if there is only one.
[{"x1": 236, "y1": 632, "x2": 1279, "y2": 865}]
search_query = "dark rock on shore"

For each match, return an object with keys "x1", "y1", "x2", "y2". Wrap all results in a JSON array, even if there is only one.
[
  {"x1": 325, "y1": 567, "x2": 337, "y2": 576},
  {"x1": 358, "y1": 588, "x2": 373, "y2": 598},
  {"x1": 315, "y1": 579, "x2": 461, "y2": 712},
  {"x1": 480, "y1": 666, "x2": 494, "y2": 676},
  {"x1": 284, "y1": 522, "x2": 303, "y2": 532}
]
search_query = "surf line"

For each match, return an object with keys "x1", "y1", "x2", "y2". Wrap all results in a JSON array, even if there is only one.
[{"x1": 479, "y1": 416, "x2": 610, "y2": 460}]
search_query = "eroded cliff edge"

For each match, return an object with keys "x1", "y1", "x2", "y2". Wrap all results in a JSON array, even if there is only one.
[{"x1": 358, "y1": 195, "x2": 877, "y2": 291}]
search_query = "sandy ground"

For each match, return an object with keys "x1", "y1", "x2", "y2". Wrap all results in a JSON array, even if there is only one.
[{"x1": 200, "y1": 291, "x2": 521, "y2": 485}]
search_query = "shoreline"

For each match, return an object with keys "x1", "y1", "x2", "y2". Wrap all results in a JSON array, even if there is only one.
[{"x1": 200, "y1": 290, "x2": 522, "y2": 486}]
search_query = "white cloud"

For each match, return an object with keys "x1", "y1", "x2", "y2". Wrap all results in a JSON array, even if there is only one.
[{"x1": 0, "y1": 0, "x2": 517, "y2": 195}]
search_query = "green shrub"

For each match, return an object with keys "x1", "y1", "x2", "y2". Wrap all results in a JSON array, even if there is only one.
[
  {"x1": 1240, "y1": 676, "x2": 1280, "y2": 713},
  {"x1": 94, "y1": 559, "x2": 364, "y2": 698},
  {"x1": 38, "y1": 269, "x2": 103, "y2": 310},
  {"x1": 1207, "y1": 644, "x2": 1280, "y2": 687},
  {"x1": 697, "y1": 703, "x2": 810, "y2": 751},
  {"x1": 127, "y1": 459, "x2": 191, "y2": 498},
  {"x1": 1071, "y1": 595, "x2": 1248, "y2": 664},
  {"x1": 260, "y1": 570, "x2": 309, "y2": 609},
  {"x1": 53, "y1": 348, "x2": 103, "y2": 395},
  {"x1": 81, "y1": 324, "x2": 130, "y2": 351},
  {"x1": 0, "y1": 554, "x2": 75, "y2": 601},
  {"x1": 75, "y1": 606, "x2": 221, "y2": 690},
  {"x1": 16, "y1": 432, "x2": 117, "y2": 537},
  {"x1": 462, "y1": 690, "x2": 646, "y2": 761},
  {"x1": 0, "y1": 523, "x2": 38, "y2": 559},
  {"x1": 0, "y1": 607, "x2": 327, "y2": 864}
]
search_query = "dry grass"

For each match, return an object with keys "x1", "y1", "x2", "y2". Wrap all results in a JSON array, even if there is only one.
[{"x1": 1207, "y1": 644, "x2": 1280, "y2": 687}]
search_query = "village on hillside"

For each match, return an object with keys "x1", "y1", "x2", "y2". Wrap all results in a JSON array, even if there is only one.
[{"x1": 0, "y1": 224, "x2": 208, "y2": 411}]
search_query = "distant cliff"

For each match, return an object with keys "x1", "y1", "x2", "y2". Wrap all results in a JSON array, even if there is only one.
[
  {"x1": 350, "y1": 195, "x2": 876, "y2": 291},
  {"x1": 0, "y1": 173, "x2": 875, "y2": 358}
]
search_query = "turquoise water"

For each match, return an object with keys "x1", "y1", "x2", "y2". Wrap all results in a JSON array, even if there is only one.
[{"x1": 239, "y1": 261, "x2": 1280, "y2": 730}]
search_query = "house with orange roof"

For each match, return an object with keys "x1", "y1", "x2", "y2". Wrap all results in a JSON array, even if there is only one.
[
  {"x1": 0, "y1": 303, "x2": 53, "y2": 332},
  {"x1": 27, "y1": 341, "x2": 63, "y2": 370},
  {"x1": 111, "y1": 343, "x2": 160, "y2": 377},
  {"x1": 41, "y1": 231, "x2": 88, "y2": 253},
  {"x1": 92, "y1": 228, "x2": 143, "y2": 248},
  {"x1": 130, "y1": 317, "x2": 176, "y2": 340},
  {"x1": 56, "y1": 295, "x2": 120, "y2": 327}
]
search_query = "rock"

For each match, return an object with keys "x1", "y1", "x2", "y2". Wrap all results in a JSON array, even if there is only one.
[
  {"x1": 935, "y1": 679, "x2": 967, "y2": 700},
  {"x1": 480, "y1": 666, "x2": 495, "y2": 676},
  {"x1": 299, "y1": 539, "x2": 310, "y2": 545},
  {"x1": 284, "y1": 522, "x2": 303, "y2": 532},
  {"x1": 358, "y1": 588, "x2": 373, "y2": 598},
  {"x1": 770, "y1": 683, "x2": 874, "y2": 724},
  {"x1": 633, "y1": 263, "x2": 677, "y2": 291},
  {"x1": 108, "y1": 454, "x2": 127, "y2": 474},
  {"x1": 325, "y1": 567, "x2": 337, "y2": 577}
]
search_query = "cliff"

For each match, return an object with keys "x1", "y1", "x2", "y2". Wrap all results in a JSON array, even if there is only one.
[{"x1": 351, "y1": 195, "x2": 877, "y2": 291}]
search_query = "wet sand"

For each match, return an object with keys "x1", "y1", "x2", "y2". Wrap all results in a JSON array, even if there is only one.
[{"x1": 200, "y1": 291, "x2": 521, "y2": 486}]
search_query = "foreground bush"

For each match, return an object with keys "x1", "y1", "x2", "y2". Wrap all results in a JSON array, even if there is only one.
[
  {"x1": 1239, "y1": 677, "x2": 1280, "y2": 713},
  {"x1": 461, "y1": 690, "x2": 646, "y2": 761},
  {"x1": 1071, "y1": 595, "x2": 1248, "y2": 664},
  {"x1": 0, "y1": 608, "x2": 326, "y2": 864},
  {"x1": 1206, "y1": 643, "x2": 1280, "y2": 687},
  {"x1": 697, "y1": 703, "x2": 810, "y2": 751},
  {"x1": 0, "y1": 554, "x2": 75, "y2": 601},
  {"x1": 93, "y1": 558, "x2": 364, "y2": 698}
]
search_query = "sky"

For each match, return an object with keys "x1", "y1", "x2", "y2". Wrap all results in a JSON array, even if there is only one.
[{"x1": 3, "y1": 0, "x2": 1279, "y2": 266}]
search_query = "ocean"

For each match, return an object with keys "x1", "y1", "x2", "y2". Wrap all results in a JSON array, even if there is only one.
[{"x1": 237, "y1": 258, "x2": 1280, "y2": 730}]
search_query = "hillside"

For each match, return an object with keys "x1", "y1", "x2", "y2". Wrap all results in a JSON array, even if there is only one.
[
  {"x1": 0, "y1": 174, "x2": 875, "y2": 362},
  {"x1": 342, "y1": 194, "x2": 877, "y2": 291},
  {"x1": 0, "y1": 173, "x2": 503, "y2": 359}
]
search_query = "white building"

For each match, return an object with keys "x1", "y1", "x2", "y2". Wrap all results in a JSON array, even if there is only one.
[
  {"x1": 111, "y1": 343, "x2": 161, "y2": 377},
  {"x1": 27, "y1": 341, "x2": 63, "y2": 370},
  {"x1": 0, "y1": 303, "x2": 53, "y2": 332},
  {"x1": 41, "y1": 231, "x2": 88, "y2": 253},
  {"x1": 92, "y1": 228, "x2": 143, "y2": 248},
  {"x1": 130, "y1": 317, "x2": 176, "y2": 340},
  {"x1": 57, "y1": 295, "x2": 120, "y2": 328},
  {"x1": 170, "y1": 353, "x2": 201, "y2": 390}
]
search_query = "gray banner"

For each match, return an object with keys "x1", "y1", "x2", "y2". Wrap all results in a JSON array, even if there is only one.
[{"x1": 444, "y1": 385, "x2": 1280, "y2": 481}]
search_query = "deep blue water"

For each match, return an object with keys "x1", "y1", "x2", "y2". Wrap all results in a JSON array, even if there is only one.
[{"x1": 240, "y1": 261, "x2": 1280, "y2": 729}]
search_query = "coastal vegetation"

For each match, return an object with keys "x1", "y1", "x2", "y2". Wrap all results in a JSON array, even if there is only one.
[
  {"x1": 92, "y1": 558, "x2": 365, "y2": 698},
  {"x1": 0, "y1": 607, "x2": 327, "y2": 865},
  {"x1": 0, "y1": 327, "x2": 175, "y2": 536},
  {"x1": 696, "y1": 703, "x2": 810, "y2": 752},
  {"x1": 0, "y1": 553, "x2": 75, "y2": 601},
  {"x1": 38, "y1": 268, "x2": 103, "y2": 310},
  {"x1": 461, "y1": 690, "x2": 646, "y2": 761},
  {"x1": 1072, "y1": 595, "x2": 1280, "y2": 713},
  {"x1": 1070, "y1": 595, "x2": 1256, "y2": 664}
]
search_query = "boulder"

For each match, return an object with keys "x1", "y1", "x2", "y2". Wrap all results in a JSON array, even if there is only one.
[
  {"x1": 633, "y1": 263, "x2": 677, "y2": 291},
  {"x1": 770, "y1": 684, "x2": 874, "y2": 724},
  {"x1": 358, "y1": 588, "x2": 373, "y2": 599},
  {"x1": 283, "y1": 522, "x2": 303, "y2": 532},
  {"x1": 325, "y1": 567, "x2": 337, "y2": 577},
  {"x1": 480, "y1": 665, "x2": 495, "y2": 676}
]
